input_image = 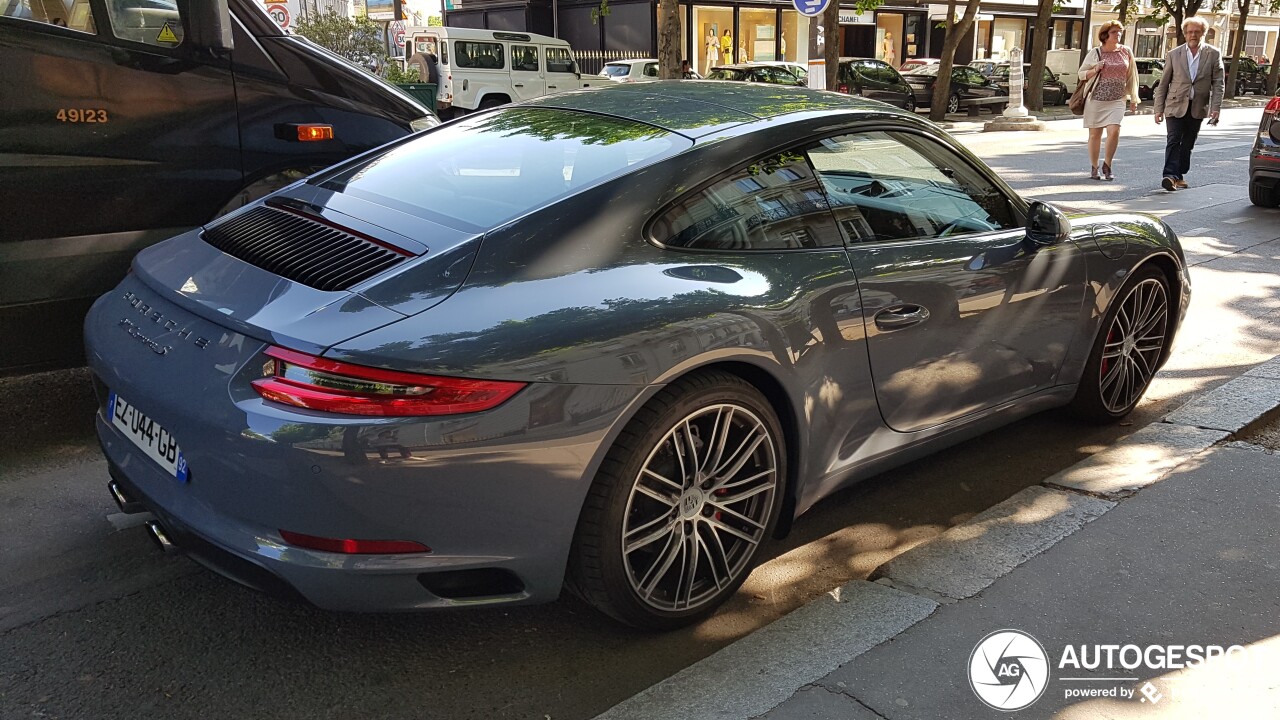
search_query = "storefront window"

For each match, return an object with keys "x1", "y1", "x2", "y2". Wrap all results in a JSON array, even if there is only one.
[
  {"x1": 903, "y1": 14, "x2": 924, "y2": 63},
  {"x1": 780, "y1": 9, "x2": 809, "y2": 64},
  {"x1": 976, "y1": 19, "x2": 992, "y2": 59},
  {"x1": 875, "y1": 13, "x2": 904, "y2": 66},
  {"x1": 694, "y1": 6, "x2": 734, "y2": 75},
  {"x1": 1134, "y1": 19, "x2": 1163, "y2": 57},
  {"x1": 740, "y1": 8, "x2": 777, "y2": 62},
  {"x1": 991, "y1": 18, "x2": 1025, "y2": 62}
]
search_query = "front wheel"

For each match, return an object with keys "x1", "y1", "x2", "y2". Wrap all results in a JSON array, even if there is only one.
[
  {"x1": 1070, "y1": 266, "x2": 1171, "y2": 422},
  {"x1": 568, "y1": 371, "x2": 786, "y2": 629},
  {"x1": 903, "y1": 95, "x2": 916, "y2": 112}
]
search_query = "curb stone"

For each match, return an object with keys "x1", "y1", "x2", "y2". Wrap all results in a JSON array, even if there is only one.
[{"x1": 591, "y1": 353, "x2": 1280, "y2": 720}]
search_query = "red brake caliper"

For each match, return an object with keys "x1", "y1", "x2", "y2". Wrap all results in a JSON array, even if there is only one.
[{"x1": 1101, "y1": 328, "x2": 1117, "y2": 377}]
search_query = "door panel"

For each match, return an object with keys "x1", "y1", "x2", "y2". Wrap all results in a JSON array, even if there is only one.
[
  {"x1": 509, "y1": 44, "x2": 544, "y2": 101},
  {"x1": 806, "y1": 129, "x2": 1085, "y2": 431}
]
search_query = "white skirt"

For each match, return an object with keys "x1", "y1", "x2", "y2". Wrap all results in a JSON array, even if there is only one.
[{"x1": 1084, "y1": 97, "x2": 1125, "y2": 128}]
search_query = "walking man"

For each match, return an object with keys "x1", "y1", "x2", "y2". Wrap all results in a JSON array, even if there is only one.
[{"x1": 1153, "y1": 16, "x2": 1224, "y2": 191}]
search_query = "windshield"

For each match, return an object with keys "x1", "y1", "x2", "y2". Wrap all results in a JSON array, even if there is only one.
[
  {"x1": 908, "y1": 65, "x2": 939, "y2": 77},
  {"x1": 602, "y1": 64, "x2": 631, "y2": 77},
  {"x1": 316, "y1": 108, "x2": 690, "y2": 232}
]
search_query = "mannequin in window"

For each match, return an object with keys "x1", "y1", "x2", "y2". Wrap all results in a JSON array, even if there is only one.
[
  {"x1": 882, "y1": 32, "x2": 896, "y2": 66},
  {"x1": 722, "y1": 30, "x2": 733, "y2": 63},
  {"x1": 705, "y1": 28, "x2": 719, "y2": 68}
]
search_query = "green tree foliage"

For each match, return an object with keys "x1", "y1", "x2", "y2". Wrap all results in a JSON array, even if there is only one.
[
  {"x1": 293, "y1": 10, "x2": 384, "y2": 69},
  {"x1": 1146, "y1": 0, "x2": 1208, "y2": 45}
]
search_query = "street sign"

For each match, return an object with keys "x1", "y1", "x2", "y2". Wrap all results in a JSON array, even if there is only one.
[
  {"x1": 794, "y1": 0, "x2": 829, "y2": 18},
  {"x1": 265, "y1": 3, "x2": 290, "y2": 30},
  {"x1": 393, "y1": 29, "x2": 406, "y2": 48}
]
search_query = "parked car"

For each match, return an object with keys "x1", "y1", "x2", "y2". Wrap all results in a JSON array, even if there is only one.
[
  {"x1": 706, "y1": 63, "x2": 805, "y2": 86},
  {"x1": 755, "y1": 60, "x2": 809, "y2": 82},
  {"x1": 1249, "y1": 92, "x2": 1280, "y2": 206},
  {"x1": 835, "y1": 57, "x2": 918, "y2": 111},
  {"x1": 0, "y1": 0, "x2": 436, "y2": 374},
  {"x1": 405, "y1": 27, "x2": 591, "y2": 117},
  {"x1": 1135, "y1": 58, "x2": 1164, "y2": 101},
  {"x1": 989, "y1": 63, "x2": 1070, "y2": 105},
  {"x1": 599, "y1": 57, "x2": 660, "y2": 83},
  {"x1": 968, "y1": 59, "x2": 1000, "y2": 77},
  {"x1": 899, "y1": 57, "x2": 940, "y2": 73},
  {"x1": 904, "y1": 64, "x2": 1008, "y2": 114},
  {"x1": 1227, "y1": 55, "x2": 1269, "y2": 96},
  {"x1": 88, "y1": 82, "x2": 1189, "y2": 629}
]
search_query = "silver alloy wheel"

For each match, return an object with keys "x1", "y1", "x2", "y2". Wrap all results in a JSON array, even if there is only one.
[
  {"x1": 947, "y1": 93, "x2": 960, "y2": 114},
  {"x1": 621, "y1": 403, "x2": 778, "y2": 612},
  {"x1": 1098, "y1": 277, "x2": 1169, "y2": 413}
]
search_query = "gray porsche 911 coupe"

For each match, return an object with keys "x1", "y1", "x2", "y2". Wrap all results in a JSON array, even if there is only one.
[{"x1": 87, "y1": 82, "x2": 1189, "y2": 629}]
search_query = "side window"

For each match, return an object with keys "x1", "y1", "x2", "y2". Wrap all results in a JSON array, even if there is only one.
[
  {"x1": 4, "y1": 0, "x2": 96, "y2": 32},
  {"x1": 454, "y1": 41, "x2": 504, "y2": 69},
  {"x1": 764, "y1": 67, "x2": 796, "y2": 84},
  {"x1": 106, "y1": 0, "x2": 184, "y2": 47},
  {"x1": 805, "y1": 130, "x2": 1017, "y2": 244},
  {"x1": 968, "y1": 68, "x2": 987, "y2": 84},
  {"x1": 652, "y1": 152, "x2": 843, "y2": 251},
  {"x1": 511, "y1": 44, "x2": 539, "y2": 72},
  {"x1": 644, "y1": 62, "x2": 658, "y2": 77},
  {"x1": 546, "y1": 47, "x2": 574, "y2": 73}
]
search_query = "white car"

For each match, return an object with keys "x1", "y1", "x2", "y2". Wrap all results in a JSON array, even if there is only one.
[{"x1": 599, "y1": 58, "x2": 659, "y2": 83}]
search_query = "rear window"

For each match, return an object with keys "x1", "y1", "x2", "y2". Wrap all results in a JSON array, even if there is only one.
[
  {"x1": 602, "y1": 64, "x2": 632, "y2": 77},
  {"x1": 316, "y1": 108, "x2": 690, "y2": 232},
  {"x1": 707, "y1": 68, "x2": 745, "y2": 81},
  {"x1": 908, "y1": 65, "x2": 939, "y2": 77}
]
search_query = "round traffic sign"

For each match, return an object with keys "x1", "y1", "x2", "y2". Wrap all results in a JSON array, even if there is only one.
[
  {"x1": 394, "y1": 29, "x2": 406, "y2": 48},
  {"x1": 793, "y1": 0, "x2": 829, "y2": 17},
  {"x1": 265, "y1": 3, "x2": 290, "y2": 29}
]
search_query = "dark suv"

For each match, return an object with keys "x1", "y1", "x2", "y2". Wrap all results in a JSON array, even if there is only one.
[
  {"x1": 1249, "y1": 93, "x2": 1280, "y2": 207},
  {"x1": 836, "y1": 57, "x2": 918, "y2": 111},
  {"x1": 989, "y1": 64, "x2": 1069, "y2": 105},
  {"x1": 1228, "y1": 56, "x2": 1269, "y2": 96}
]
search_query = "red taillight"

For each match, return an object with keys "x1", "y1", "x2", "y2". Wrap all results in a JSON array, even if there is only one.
[
  {"x1": 252, "y1": 346, "x2": 526, "y2": 417},
  {"x1": 279, "y1": 529, "x2": 430, "y2": 554},
  {"x1": 1266, "y1": 96, "x2": 1280, "y2": 113},
  {"x1": 838, "y1": 84, "x2": 849, "y2": 94}
]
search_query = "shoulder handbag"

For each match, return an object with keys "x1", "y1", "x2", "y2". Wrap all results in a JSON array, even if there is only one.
[{"x1": 1069, "y1": 48, "x2": 1102, "y2": 116}]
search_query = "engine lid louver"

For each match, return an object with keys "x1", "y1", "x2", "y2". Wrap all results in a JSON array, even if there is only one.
[{"x1": 201, "y1": 205, "x2": 410, "y2": 292}]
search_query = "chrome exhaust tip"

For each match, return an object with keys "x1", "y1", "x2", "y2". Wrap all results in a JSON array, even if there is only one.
[
  {"x1": 108, "y1": 480, "x2": 147, "y2": 514},
  {"x1": 145, "y1": 520, "x2": 180, "y2": 554}
]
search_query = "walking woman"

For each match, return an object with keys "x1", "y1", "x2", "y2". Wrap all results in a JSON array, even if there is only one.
[{"x1": 1078, "y1": 21, "x2": 1140, "y2": 180}]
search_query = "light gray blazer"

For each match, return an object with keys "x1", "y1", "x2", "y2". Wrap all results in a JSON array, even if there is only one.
[{"x1": 1153, "y1": 43, "x2": 1224, "y2": 119}]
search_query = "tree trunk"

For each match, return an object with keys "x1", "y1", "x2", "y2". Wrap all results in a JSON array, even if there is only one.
[
  {"x1": 1028, "y1": 0, "x2": 1054, "y2": 111},
  {"x1": 657, "y1": 0, "x2": 680, "y2": 79},
  {"x1": 1269, "y1": 36, "x2": 1280, "y2": 95},
  {"x1": 1224, "y1": 0, "x2": 1251, "y2": 98},
  {"x1": 824, "y1": 1, "x2": 840, "y2": 90},
  {"x1": 929, "y1": 0, "x2": 984, "y2": 121},
  {"x1": 1172, "y1": 9, "x2": 1184, "y2": 46}
]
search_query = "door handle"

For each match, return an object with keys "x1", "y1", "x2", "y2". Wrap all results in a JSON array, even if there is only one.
[
  {"x1": 514, "y1": 83, "x2": 524, "y2": 87},
  {"x1": 874, "y1": 304, "x2": 931, "y2": 330},
  {"x1": 548, "y1": 85, "x2": 557, "y2": 89}
]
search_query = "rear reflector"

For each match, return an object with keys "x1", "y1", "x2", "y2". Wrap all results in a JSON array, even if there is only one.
[
  {"x1": 280, "y1": 529, "x2": 430, "y2": 554},
  {"x1": 252, "y1": 346, "x2": 526, "y2": 417}
]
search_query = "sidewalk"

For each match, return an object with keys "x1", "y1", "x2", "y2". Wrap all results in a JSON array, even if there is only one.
[
  {"x1": 930, "y1": 93, "x2": 1273, "y2": 132},
  {"x1": 593, "y1": 354, "x2": 1280, "y2": 720}
]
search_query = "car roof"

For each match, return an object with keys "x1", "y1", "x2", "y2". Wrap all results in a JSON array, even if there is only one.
[
  {"x1": 605, "y1": 58, "x2": 658, "y2": 66},
  {"x1": 419, "y1": 27, "x2": 568, "y2": 45},
  {"x1": 522, "y1": 81, "x2": 901, "y2": 139}
]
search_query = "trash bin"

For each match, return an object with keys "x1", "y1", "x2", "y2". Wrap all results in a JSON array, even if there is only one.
[{"x1": 397, "y1": 83, "x2": 438, "y2": 114}]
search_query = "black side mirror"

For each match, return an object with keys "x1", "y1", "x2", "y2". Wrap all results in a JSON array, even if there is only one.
[
  {"x1": 181, "y1": 0, "x2": 233, "y2": 53},
  {"x1": 1026, "y1": 200, "x2": 1071, "y2": 246}
]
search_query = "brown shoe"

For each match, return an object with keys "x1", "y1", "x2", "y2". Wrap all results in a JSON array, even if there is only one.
[
  {"x1": 1174, "y1": 179, "x2": 1188, "y2": 189},
  {"x1": 1162, "y1": 176, "x2": 1177, "y2": 191}
]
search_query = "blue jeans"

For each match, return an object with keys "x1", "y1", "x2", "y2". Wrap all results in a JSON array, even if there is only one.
[{"x1": 1162, "y1": 113, "x2": 1204, "y2": 180}]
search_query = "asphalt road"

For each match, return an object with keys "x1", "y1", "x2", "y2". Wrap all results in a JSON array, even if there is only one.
[{"x1": 1, "y1": 107, "x2": 1277, "y2": 720}]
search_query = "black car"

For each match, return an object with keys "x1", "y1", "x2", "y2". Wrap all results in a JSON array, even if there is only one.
[
  {"x1": 0, "y1": 0, "x2": 436, "y2": 374},
  {"x1": 1228, "y1": 56, "x2": 1269, "y2": 96},
  {"x1": 903, "y1": 64, "x2": 1007, "y2": 114},
  {"x1": 835, "y1": 57, "x2": 918, "y2": 111},
  {"x1": 990, "y1": 64, "x2": 1069, "y2": 105},
  {"x1": 706, "y1": 63, "x2": 806, "y2": 87},
  {"x1": 1249, "y1": 93, "x2": 1280, "y2": 207}
]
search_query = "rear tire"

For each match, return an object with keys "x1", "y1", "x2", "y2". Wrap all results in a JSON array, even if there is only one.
[
  {"x1": 477, "y1": 96, "x2": 509, "y2": 110},
  {"x1": 946, "y1": 92, "x2": 961, "y2": 114},
  {"x1": 568, "y1": 370, "x2": 786, "y2": 630},
  {"x1": 1250, "y1": 180, "x2": 1280, "y2": 208},
  {"x1": 903, "y1": 95, "x2": 916, "y2": 112},
  {"x1": 1070, "y1": 265, "x2": 1171, "y2": 423}
]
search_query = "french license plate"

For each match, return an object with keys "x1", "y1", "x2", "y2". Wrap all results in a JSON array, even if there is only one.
[{"x1": 108, "y1": 391, "x2": 189, "y2": 482}]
